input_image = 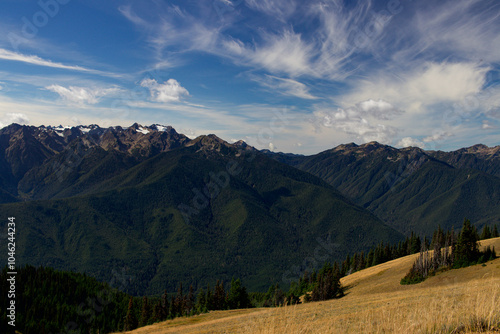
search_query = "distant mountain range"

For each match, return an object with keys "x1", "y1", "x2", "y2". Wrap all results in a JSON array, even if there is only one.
[
  {"x1": 0, "y1": 123, "x2": 498, "y2": 295},
  {"x1": 270, "y1": 141, "x2": 500, "y2": 235},
  {"x1": 0, "y1": 123, "x2": 400, "y2": 294}
]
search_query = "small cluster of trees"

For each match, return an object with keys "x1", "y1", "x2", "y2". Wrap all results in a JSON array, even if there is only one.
[
  {"x1": 480, "y1": 223, "x2": 499, "y2": 240},
  {"x1": 340, "y1": 232, "x2": 424, "y2": 276},
  {"x1": 287, "y1": 262, "x2": 344, "y2": 304},
  {"x1": 401, "y1": 220, "x2": 498, "y2": 285},
  {"x1": 123, "y1": 278, "x2": 251, "y2": 331}
]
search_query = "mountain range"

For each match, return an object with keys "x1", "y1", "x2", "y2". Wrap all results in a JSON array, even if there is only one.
[
  {"x1": 272, "y1": 142, "x2": 500, "y2": 235},
  {"x1": 0, "y1": 123, "x2": 498, "y2": 295}
]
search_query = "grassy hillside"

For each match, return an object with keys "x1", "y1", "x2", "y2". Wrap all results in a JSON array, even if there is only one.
[{"x1": 120, "y1": 238, "x2": 500, "y2": 333}]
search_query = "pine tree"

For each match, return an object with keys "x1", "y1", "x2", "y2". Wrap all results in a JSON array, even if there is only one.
[
  {"x1": 341, "y1": 255, "x2": 350, "y2": 276},
  {"x1": 139, "y1": 296, "x2": 151, "y2": 327},
  {"x1": 169, "y1": 295, "x2": 176, "y2": 318},
  {"x1": 432, "y1": 235, "x2": 441, "y2": 271},
  {"x1": 372, "y1": 247, "x2": 381, "y2": 267},
  {"x1": 272, "y1": 284, "x2": 285, "y2": 306},
  {"x1": 480, "y1": 225, "x2": 492, "y2": 240},
  {"x1": 161, "y1": 290, "x2": 169, "y2": 321},
  {"x1": 410, "y1": 232, "x2": 421, "y2": 254},
  {"x1": 454, "y1": 218, "x2": 480, "y2": 267},
  {"x1": 152, "y1": 300, "x2": 163, "y2": 323},
  {"x1": 195, "y1": 288, "x2": 207, "y2": 313},
  {"x1": 213, "y1": 280, "x2": 226, "y2": 310},
  {"x1": 186, "y1": 285, "x2": 195, "y2": 314},
  {"x1": 227, "y1": 278, "x2": 251, "y2": 309},
  {"x1": 366, "y1": 249, "x2": 374, "y2": 270},
  {"x1": 174, "y1": 282, "x2": 184, "y2": 316},
  {"x1": 205, "y1": 284, "x2": 213, "y2": 310},
  {"x1": 493, "y1": 224, "x2": 499, "y2": 238},
  {"x1": 358, "y1": 252, "x2": 366, "y2": 271},
  {"x1": 124, "y1": 297, "x2": 138, "y2": 331}
]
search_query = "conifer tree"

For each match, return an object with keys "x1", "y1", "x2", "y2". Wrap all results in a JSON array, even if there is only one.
[
  {"x1": 169, "y1": 295, "x2": 176, "y2": 318},
  {"x1": 351, "y1": 253, "x2": 359, "y2": 272},
  {"x1": 152, "y1": 300, "x2": 163, "y2": 323},
  {"x1": 161, "y1": 290, "x2": 169, "y2": 320},
  {"x1": 372, "y1": 247, "x2": 381, "y2": 267},
  {"x1": 410, "y1": 232, "x2": 421, "y2": 254},
  {"x1": 213, "y1": 280, "x2": 226, "y2": 310},
  {"x1": 124, "y1": 297, "x2": 138, "y2": 331},
  {"x1": 139, "y1": 296, "x2": 151, "y2": 327},
  {"x1": 272, "y1": 283, "x2": 285, "y2": 306},
  {"x1": 186, "y1": 285, "x2": 195, "y2": 314},
  {"x1": 492, "y1": 224, "x2": 499, "y2": 238},
  {"x1": 366, "y1": 249, "x2": 374, "y2": 269},
  {"x1": 195, "y1": 288, "x2": 207, "y2": 313},
  {"x1": 227, "y1": 278, "x2": 251, "y2": 309},
  {"x1": 205, "y1": 284, "x2": 213, "y2": 310},
  {"x1": 455, "y1": 218, "x2": 480, "y2": 267},
  {"x1": 175, "y1": 282, "x2": 184, "y2": 316},
  {"x1": 432, "y1": 235, "x2": 441, "y2": 271},
  {"x1": 480, "y1": 225, "x2": 492, "y2": 240},
  {"x1": 358, "y1": 252, "x2": 366, "y2": 271}
]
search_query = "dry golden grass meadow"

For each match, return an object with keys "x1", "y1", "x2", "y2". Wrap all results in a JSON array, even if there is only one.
[{"x1": 120, "y1": 238, "x2": 500, "y2": 334}]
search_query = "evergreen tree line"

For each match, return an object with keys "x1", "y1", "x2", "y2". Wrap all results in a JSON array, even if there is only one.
[
  {"x1": 338, "y1": 232, "x2": 424, "y2": 276},
  {"x1": 0, "y1": 265, "x2": 130, "y2": 334},
  {"x1": 479, "y1": 223, "x2": 499, "y2": 240},
  {"x1": 249, "y1": 262, "x2": 344, "y2": 308},
  {"x1": 401, "y1": 219, "x2": 498, "y2": 285},
  {"x1": 124, "y1": 277, "x2": 251, "y2": 331}
]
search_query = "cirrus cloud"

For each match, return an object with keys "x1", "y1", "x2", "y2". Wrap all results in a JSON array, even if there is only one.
[{"x1": 46, "y1": 85, "x2": 121, "y2": 105}]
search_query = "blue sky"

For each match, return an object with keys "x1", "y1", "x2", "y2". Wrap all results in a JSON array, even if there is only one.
[{"x1": 0, "y1": 0, "x2": 499, "y2": 154}]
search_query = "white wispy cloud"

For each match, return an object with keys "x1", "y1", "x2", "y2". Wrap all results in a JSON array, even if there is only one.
[
  {"x1": 245, "y1": 0, "x2": 297, "y2": 21},
  {"x1": 119, "y1": 1, "x2": 381, "y2": 80},
  {"x1": 250, "y1": 74, "x2": 317, "y2": 100},
  {"x1": 140, "y1": 78, "x2": 189, "y2": 102},
  {"x1": 46, "y1": 85, "x2": 121, "y2": 105},
  {"x1": 250, "y1": 30, "x2": 313, "y2": 77},
  {"x1": 118, "y1": 5, "x2": 150, "y2": 28},
  {"x1": 0, "y1": 48, "x2": 90, "y2": 71},
  {"x1": 0, "y1": 48, "x2": 122, "y2": 78},
  {"x1": 402, "y1": 0, "x2": 500, "y2": 64}
]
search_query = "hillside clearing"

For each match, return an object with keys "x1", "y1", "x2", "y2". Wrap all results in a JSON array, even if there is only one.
[{"x1": 120, "y1": 238, "x2": 500, "y2": 334}]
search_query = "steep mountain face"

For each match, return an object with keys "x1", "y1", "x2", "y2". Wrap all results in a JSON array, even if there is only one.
[
  {"x1": 285, "y1": 142, "x2": 500, "y2": 235},
  {"x1": 0, "y1": 123, "x2": 190, "y2": 201},
  {"x1": 0, "y1": 124, "x2": 71, "y2": 199},
  {"x1": 0, "y1": 124, "x2": 402, "y2": 295},
  {"x1": 428, "y1": 144, "x2": 500, "y2": 178}
]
